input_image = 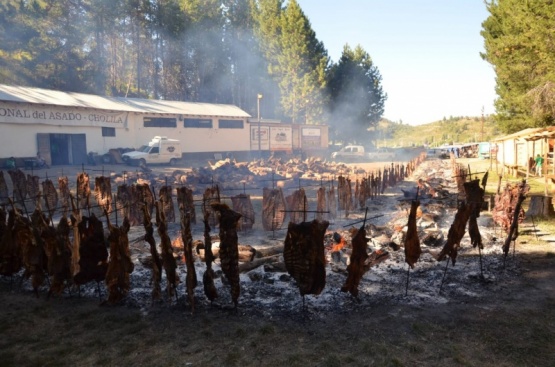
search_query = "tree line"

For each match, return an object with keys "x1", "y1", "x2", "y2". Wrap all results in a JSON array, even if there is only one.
[{"x1": 0, "y1": 0, "x2": 386, "y2": 142}]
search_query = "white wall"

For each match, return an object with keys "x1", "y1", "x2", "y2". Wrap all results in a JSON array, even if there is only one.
[
  {"x1": 0, "y1": 102, "x2": 253, "y2": 158},
  {"x1": 0, "y1": 122, "x2": 131, "y2": 157},
  {"x1": 130, "y1": 114, "x2": 251, "y2": 153}
]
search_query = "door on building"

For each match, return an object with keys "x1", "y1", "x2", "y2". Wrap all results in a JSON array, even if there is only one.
[{"x1": 37, "y1": 133, "x2": 87, "y2": 166}]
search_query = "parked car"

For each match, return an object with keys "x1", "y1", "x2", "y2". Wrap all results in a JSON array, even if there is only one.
[{"x1": 331, "y1": 145, "x2": 395, "y2": 162}]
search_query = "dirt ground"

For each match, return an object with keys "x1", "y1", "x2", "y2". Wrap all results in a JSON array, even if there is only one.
[{"x1": 1, "y1": 158, "x2": 555, "y2": 366}]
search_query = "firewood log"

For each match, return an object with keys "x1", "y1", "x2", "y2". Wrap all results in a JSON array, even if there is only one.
[{"x1": 238, "y1": 255, "x2": 281, "y2": 273}]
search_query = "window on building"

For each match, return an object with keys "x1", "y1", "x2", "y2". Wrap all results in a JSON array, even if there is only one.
[
  {"x1": 102, "y1": 127, "x2": 116, "y2": 137},
  {"x1": 184, "y1": 118, "x2": 213, "y2": 128},
  {"x1": 144, "y1": 117, "x2": 177, "y2": 128},
  {"x1": 219, "y1": 119, "x2": 244, "y2": 129}
]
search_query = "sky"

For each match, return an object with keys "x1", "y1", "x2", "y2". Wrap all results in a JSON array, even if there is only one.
[{"x1": 297, "y1": 0, "x2": 497, "y2": 125}]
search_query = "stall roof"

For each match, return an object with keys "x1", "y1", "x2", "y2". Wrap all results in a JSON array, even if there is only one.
[
  {"x1": 435, "y1": 142, "x2": 477, "y2": 150},
  {"x1": 492, "y1": 126, "x2": 555, "y2": 142},
  {"x1": 0, "y1": 84, "x2": 251, "y2": 118}
]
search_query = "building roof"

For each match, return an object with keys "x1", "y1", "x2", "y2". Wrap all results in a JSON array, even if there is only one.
[
  {"x1": 0, "y1": 84, "x2": 251, "y2": 118},
  {"x1": 493, "y1": 126, "x2": 555, "y2": 142}
]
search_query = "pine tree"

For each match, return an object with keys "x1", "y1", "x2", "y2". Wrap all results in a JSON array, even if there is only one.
[
  {"x1": 481, "y1": 0, "x2": 555, "y2": 133},
  {"x1": 328, "y1": 44, "x2": 386, "y2": 143},
  {"x1": 277, "y1": 0, "x2": 328, "y2": 123}
]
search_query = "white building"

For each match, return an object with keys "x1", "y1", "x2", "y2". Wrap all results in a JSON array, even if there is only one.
[{"x1": 0, "y1": 84, "x2": 252, "y2": 166}]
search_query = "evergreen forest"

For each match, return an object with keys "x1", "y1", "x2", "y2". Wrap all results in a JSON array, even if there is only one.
[
  {"x1": 0, "y1": 0, "x2": 386, "y2": 143},
  {"x1": 1, "y1": 0, "x2": 554, "y2": 140}
]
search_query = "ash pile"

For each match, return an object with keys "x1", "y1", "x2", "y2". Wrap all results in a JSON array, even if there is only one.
[{"x1": 0, "y1": 154, "x2": 531, "y2": 318}]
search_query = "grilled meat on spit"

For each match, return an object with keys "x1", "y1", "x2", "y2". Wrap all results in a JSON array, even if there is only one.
[
  {"x1": 41, "y1": 214, "x2": 72, "y2": 296},
  {"x1": 94, "y1": 176, "x2": 112, "y2": 214},
  {"x1": 503, "y1": 180, "x2": 529, "y2": 256},
  {"x1": 159, "y1": 186, "x2": 175, "y2": 223},
  {"x1": 341, "y1": 226, "x2": 369, "y2": 297},
  {"x1": 176, "y1": 186, "x2": 196, "y2": 224},
  {"x1": 286, "y1": 188, "x2": 307, "y2": 224},
  {"x1": 8, "y1": 169, "x2": 27, "y2": 207},
  {"x1": 73, "y1": 214, "x2": 108, "y2": 288},
  {"x1": 202, "y1": 210, "x2": 218, "y2": 303},
  {"x1": 466, "y1": 177, "x2": 486, "y2": 249},
  {"x1": 105, "y1": 214, "x2": 134, "y2": 304},
  {"x1": 338, "y1": 175, "x2": 353, "y2": 215},
  {"x1": 357, "y1": 177, "x2": 370, "y2": 209},
  {"x1": 155, "y1": 200, "x2": 179, "y2": 299},
  {"x1": 26, "y1": 174, "x2": 40, "y2": 205},
  {"x1": 76, "y1": 172, "x2": 91, "y2": 211},
  {"x1": 180, "y1": 205, "x2": 197, "y2": 312},
  {"x1": 69, "y1": 194, "x2": 81, "y2": 277},
  {"x1": 262, "y1": 187, "x2": 286, "y2": 231},
  {"x1": 51, "y1": 217, "x2": 72, "y2": 296},
  {"x1": 231, "y1": 193, "x2": 255, "y2": 231},
  {"x1": 284, "y1": 219, "x2": 329, "y2": 300},
  {"x1": 132, "y1": 183, "x2": 155, "y2": 226},
  {"x1": 211, "y1": 203, "x2": 242, "y2": 307},
  {"x1": 58, "y1": 176, "x2": 70, "y2": 218},
  {"x1": 437, "y1": 202, "x2": 472, "y2": 265},
  {"x1": 0, "y1": 209, "x2": 22, "y2": 276},
  {"x1": 493, "y1": 182, "x2": 528, "y2": 236},
  {"x1": 0, "y1": 171, "x2": 8, "y2": 205},
  {"x1": 41, "y1": 179, "x2": 58, "y2": 218},
  {"x1": 18, "y1": 208, "x2": 47, "y2": 294},
  {"x1": 142, "y1": 202, "x2": 162, "y2": 300},
  {"x1": 116, "y1": 184, "x2": 132, "y2": 225},
  {"x1": 203, "y1": 186, "x2": 221, "y2": 228},
  {"x1": 405, "y1": 198, "x2": 422, "y2": 268}
]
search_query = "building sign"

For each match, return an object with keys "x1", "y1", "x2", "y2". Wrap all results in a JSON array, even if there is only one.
[
  {"x1": 301, "y1": 127, "x2": 322, "y2": 148},
  {"x1": 302, "y1": 127, "x2": 321, "y2": 136},
  {"x1": 0, "y1": 102, "x2": 128, "y2": 128},
  {"x1": 250, "y1": 126, "x2": 270, "y2": 150},
  {"x1": 269, "y1": 126, "x2": 292, "y2": 151}
]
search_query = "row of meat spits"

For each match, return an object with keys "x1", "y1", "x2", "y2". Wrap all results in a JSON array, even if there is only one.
[
  {"x1": 261, "y1": 153, "x2": 427, "y2": 231},
  {"x1": 425, "y1": 157, "x2": 489, "y2": 266},
  {"x1": 1, "y1": 157, "x2": 522, "y2": 308},
  {"x1": 449, "y1": 155, "x2": 530, "y2": 259},
  {"x1": 0, "y1": 153, "x2": 436, "y2": 307},
  {"x1": 0, "y1": 186, "x2": 389, "y2": 307},
  {"x1": 0, "y1": 152, "x2": 427, "y2": 233},
  {"x1": 218, "y1": 156, "x2": 525, "y2": 303},
  {"x1": 0, "y1": 175, "x2": 327, "y2": 309},
  {"x1": 0, "y1": 176, "x2": 241, "y2": 309},
  {"x1": 0, "y1": 194, "x2": 133, "y2": 303}
]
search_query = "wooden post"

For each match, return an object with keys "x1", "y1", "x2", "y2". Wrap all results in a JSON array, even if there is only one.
[
  {"x1": 526, "y1": 140, "x2": 530, "y2": 179},
  {"x1": 544, "y1": 139, "x2": 548, "y2": 193}
]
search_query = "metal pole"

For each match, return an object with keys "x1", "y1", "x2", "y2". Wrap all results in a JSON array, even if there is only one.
[{"x1": 257, "y1": 94, "x2": 262, "y2": 159}]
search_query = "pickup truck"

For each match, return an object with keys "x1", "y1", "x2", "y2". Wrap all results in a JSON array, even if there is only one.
[{"x1": 330, "y1": 145, "x2": 395, "y2": 162}]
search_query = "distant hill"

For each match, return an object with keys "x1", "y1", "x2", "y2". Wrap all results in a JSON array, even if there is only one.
[{"x1": 376, "y1": 116, "x2": 502, "y2": 147}]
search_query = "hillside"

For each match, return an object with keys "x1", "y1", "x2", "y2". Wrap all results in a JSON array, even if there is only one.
[{"x1": 377, "y1": 116, "x2": 502, "y2": 147}]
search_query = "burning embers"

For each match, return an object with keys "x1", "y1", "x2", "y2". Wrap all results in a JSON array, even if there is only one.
[{"x1": 0, "y1": 153, "x2": 522, "y2": 313}]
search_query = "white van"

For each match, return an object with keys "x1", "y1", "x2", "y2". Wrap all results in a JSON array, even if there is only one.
[{"x1": 122, "y1": 136, "x2": 182, "y2": 166}]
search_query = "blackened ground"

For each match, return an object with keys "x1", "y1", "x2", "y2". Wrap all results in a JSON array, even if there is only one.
[{"x1": 1, "y1": 157, "x2": 554, "y2": 366}]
